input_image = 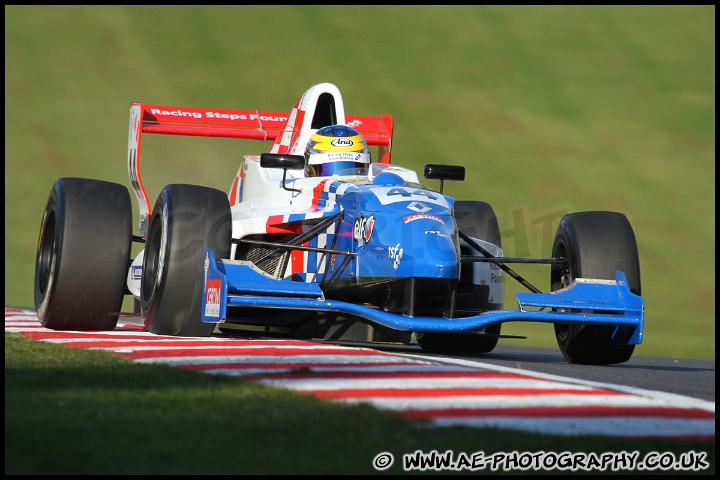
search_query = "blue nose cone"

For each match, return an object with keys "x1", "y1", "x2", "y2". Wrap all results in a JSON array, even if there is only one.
[
  {"x1": 387, "y1": 216, "x2": 459, "y2": 279},
  {"x1": 407, "y1": 228, "x2": 459, "y2": 278}
]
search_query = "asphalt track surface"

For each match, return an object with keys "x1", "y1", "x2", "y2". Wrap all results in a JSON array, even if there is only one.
[
  {"x1": 361, "y1": 343, "x2": 716, "y2": 403},
  {"x1": 5, "y1": 307, "x2": 714, "y2": 442}
]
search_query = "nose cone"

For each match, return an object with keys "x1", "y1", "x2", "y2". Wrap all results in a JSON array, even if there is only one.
[
  {"x1": 345, "y1": 183, "x2": 460, "y2": 281},
  {"x1": 384, "y1": 215, "x2": 459, "y2": 279},
  {"x1": 405, "y1": 226, "x2": 458, "y2": 277}
]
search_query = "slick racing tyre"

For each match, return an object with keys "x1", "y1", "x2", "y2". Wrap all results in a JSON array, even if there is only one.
[
  {"x1": 416, "y1": 201, "x2": 502, "y2": 354},
  {"x1": 551, "y1": 211, "x2": 641, "y2": 365},
  {"x1": 141, "y1": 184, "x2": 231, "y2": 336},
  {"x1": 34, "y1": 178, "x2": 132, "y2": 331}
]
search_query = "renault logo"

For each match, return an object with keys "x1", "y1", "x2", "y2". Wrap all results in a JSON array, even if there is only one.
[{"x1": 407, "y1": 202, "x2": 431, "y2": 213}]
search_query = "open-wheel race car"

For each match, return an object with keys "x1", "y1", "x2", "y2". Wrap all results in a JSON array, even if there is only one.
[{"x1": 34, "y1": 82, "x2": 644, "y2": 365}]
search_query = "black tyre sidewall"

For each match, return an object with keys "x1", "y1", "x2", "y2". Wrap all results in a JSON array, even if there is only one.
[
  {"x1": 455, "y1": 200, "x2": 502, "y2": 248},
  {"x1": 552, "y1": 211, "x2": 641, "y2": 365},
  {"x1": 34, "y1": 178, "x2": 132, "y2": 330},
  {"x1": 141, "y1": 184, "x2": 231, "y2": 337}
]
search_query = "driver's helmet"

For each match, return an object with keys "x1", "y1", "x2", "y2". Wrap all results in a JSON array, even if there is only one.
[{"x1": 304, "y1": 124, "x2": 371, "y2": 177}]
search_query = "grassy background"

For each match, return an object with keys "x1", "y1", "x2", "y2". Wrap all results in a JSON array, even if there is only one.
[
  {"x1": 4, "y1": 7, "x2": 716, "y2": 474},
  {"x1": 5, "y1": 6, "x2": 714, "y2": 357}
]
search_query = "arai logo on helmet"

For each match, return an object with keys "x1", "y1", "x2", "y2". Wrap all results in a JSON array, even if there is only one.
[{"x1": 330, "y1": 138, "x2": 354, "y2": 148}]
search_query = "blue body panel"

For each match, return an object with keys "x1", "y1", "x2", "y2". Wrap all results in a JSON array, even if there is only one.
[{"x1": 328, "y1": 175, "x2": 459, "y2": 283}]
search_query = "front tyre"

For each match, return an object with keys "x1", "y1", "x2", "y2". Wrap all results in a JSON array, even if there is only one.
[
  {"x1": 34, "y1": 178, "x2": 132, "y2": 330},
  {"x1": 141, "y1": 184, "x2": 231, "y2": 336},
  {"x1": 417, "y1": 200, "x2": 502, "y2": 354},
  {"x1": 552, "y1": 211, "x2": 641, "y2": 365}
]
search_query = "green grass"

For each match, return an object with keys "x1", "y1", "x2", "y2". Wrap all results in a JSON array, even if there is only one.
[
  {"x1": 5, "y1": 333, "x2": 714, "y2": 475},
  {"x1": 4, "y1": 5, "x2": 716, "y2": 474}
]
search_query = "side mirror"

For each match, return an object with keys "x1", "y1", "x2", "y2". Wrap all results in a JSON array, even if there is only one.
[
  {"x1": 260, "y1": 153, "x2": 305, "y2": 193},
  {"x1": 423, "y1": 164, "x2": 465, "y2": 193},
  {"x1": 260, "y1": 153, "x2": 305, "y2": 170}
]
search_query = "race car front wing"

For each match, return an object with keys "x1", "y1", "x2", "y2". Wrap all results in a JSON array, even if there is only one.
[{"x1": 201, "y1": 248, "x2": 644, "y2": 346}]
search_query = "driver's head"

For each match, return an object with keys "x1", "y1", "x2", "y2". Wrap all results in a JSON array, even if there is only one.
[{"x1": 304, "y1": 125, "x2": 371, "y2": 177}]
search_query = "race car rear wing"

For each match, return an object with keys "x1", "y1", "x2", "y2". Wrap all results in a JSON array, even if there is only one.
[
  {"x1": 127, "y1": 91, "x2": 394, "y2": 237},
  {"x1": 131, "y1": 104, "x2": 394, "y2": 147}
]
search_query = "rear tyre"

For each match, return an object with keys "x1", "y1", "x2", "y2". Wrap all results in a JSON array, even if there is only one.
[
  {"x1": 552, "y1": 211, "x2": 641, "y2": 365},
  {"x1": 416, "y1": 200, "x2": 502, "y2": 354},
  {"x1": 141, "y1": 184, "x2": 231, "y2": 336},
  {"x1": 34, "y1": 178, "x2": 132, "y2": 330}
]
